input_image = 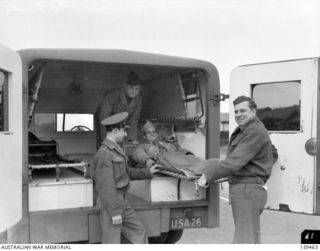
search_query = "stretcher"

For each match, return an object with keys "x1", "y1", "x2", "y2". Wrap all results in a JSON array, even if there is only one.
[
  {"x1": 28, "y1": 134, "x2": 93, "y2": 211},
  {"x1": 153, "y1": 162, "x2": 227, "y2": 197},
  {"x1": 29, "y1": 154, "x2": 89, "y2": 182},
  {"x1": 28, "y1": 134, "x2": 89, "y2": 182}
]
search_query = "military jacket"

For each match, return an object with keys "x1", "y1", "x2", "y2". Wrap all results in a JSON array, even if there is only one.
[
  {"x1": 96, "y1": 87, "x2": 142, "y2": 142},
  {"x1": 93, "y1": 139, "x2": 151, "y2": 217},
  {"x1": 204, "y1": 117, "x2": 273, "y2": 184}
]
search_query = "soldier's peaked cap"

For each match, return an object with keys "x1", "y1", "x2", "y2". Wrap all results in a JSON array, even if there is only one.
[{"x1": 101, "y1": 112, "x2": 129, "y2": 127}]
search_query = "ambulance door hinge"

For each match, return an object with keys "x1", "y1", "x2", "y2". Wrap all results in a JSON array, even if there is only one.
[{"x1": 210, "y1": 93, "x2": 229, "y2": 106}]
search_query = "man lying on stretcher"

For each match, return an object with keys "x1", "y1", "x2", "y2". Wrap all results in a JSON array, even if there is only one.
[{"x1": 131, "y1": 120, "x2": 208, "y2": 179}]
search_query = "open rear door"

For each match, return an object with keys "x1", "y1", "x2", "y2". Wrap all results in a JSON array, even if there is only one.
[
  {"x1": 230, "y1": 58, "x2": 318, "y2": 214},
  {"x1": 0, "y1": 44, "x2": 23, "y2": 232}
]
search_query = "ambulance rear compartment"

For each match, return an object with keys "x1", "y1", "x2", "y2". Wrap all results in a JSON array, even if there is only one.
[{"x1": 27, "y1": 59, "x2": 209, "y2": 212}]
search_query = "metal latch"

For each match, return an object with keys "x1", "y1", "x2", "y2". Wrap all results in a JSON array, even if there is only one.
[{"x1": 210, "y1": 93, "x2": 229, "y2": 106}]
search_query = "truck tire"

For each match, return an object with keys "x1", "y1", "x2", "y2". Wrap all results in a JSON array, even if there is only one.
[
  {"x1": 148, "y1": 232, "x2": 168, "y2": 244},
  {"x1": 164, "y1": 230, "x2": 184, "y2": 244},
  {"x1": 148, "y1": 230, "x2": 183, "y2": 244}
]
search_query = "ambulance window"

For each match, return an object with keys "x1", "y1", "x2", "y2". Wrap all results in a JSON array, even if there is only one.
[
  {"x1": 56, "y1": 113, "x2": 94, "y2": 132},
  {"x1": 252, "y1": 81, "x2": 301, "y2": 131},
  {"x1": 178, "y1": 72, "x2": 204, "y2": 119},
  {"x1": 0, "y1": 70, "x2": 8, "y2": 131}
]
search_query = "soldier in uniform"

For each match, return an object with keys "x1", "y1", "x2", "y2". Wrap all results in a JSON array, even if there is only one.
[
  {"x1": 92, "y1": 112, "x2": 158, "y2": 244},
  {"x1": 95, "y1": 71, "x2": 142, "y2": 148},
  {"x1": 197, "y1": 96, "x2": 275, "y2": 244},
  {"x1": 131, "y1": 120, "x2": 203, "y2": 179},
  {"x1": 132, "y1": 120, "x2": 194, "y2": 168}
]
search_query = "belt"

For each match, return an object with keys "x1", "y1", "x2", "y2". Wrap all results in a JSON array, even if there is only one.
[
  {"x1": 116, "y1": 187, "x2": 127, "y2": 195},
  {"x1": 228, "y1": 176, "x2": 265, "y2": 185}
]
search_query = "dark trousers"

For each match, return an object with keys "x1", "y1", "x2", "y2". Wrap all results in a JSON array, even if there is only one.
[
  {"x1": 98, "y1": 197, "x2": 148, "y2": 244},
  {"x1": 229, "y1": 183, "x2": 267, "y2": 244}
]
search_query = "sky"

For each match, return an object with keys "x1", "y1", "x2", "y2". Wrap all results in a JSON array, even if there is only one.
[{"x1": 0, "y1": 0, "x2": 319, "y2": 112}]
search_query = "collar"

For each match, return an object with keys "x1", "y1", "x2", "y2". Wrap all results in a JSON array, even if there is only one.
[
  {"x1": 238, "y1": 117, "x2": 260, "y2": 131},
  {"x1": 119, "y1": 87, "x2": 138, "y2": 106},
  {"x1": 102, "y1": 139, "x2": 125, "y2": 156},
  {"x1": 119, "y1": 87, "x2": 128, "y2": 105},
  {"x1": 102, "y1": 139, "x2": 118, "y2": 150}
]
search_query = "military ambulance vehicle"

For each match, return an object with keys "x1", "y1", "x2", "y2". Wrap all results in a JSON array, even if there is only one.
[
  {"x1": 230, "y1": 58, "x2": 320, "y2": 215},
  {"x1": 0, "y1": 43, "x2": 223, "y2": 243}
]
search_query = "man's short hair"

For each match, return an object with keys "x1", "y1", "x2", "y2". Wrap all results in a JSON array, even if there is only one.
[
  {"x1": 233, "y1": 95, "x2": 257, "y2": 110},
  {"x1": 127, "y1": 71, "x2": 141, "y2": 86}
]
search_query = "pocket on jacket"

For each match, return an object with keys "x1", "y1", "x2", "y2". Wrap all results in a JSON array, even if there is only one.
[{"x1": 112, "y1": 158, "x2": 126, "y2": 181}]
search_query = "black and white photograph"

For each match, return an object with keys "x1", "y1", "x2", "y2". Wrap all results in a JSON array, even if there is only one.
[{"x1": 0, "y1": 0, "x2": 320, "y2": 248}]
